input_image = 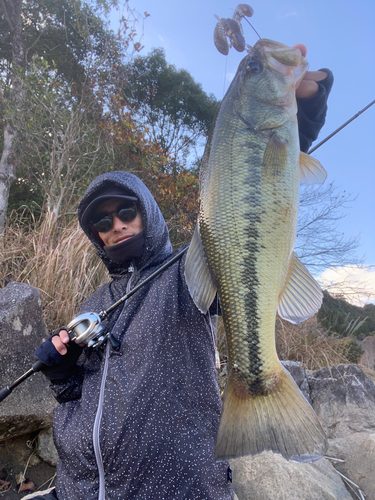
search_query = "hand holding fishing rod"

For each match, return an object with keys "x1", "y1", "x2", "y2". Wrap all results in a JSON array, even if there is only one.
[
  {"x1": 0, "y1": 314, "x2": 100, "y2": 403},
  {"x1": 0, "y1": 247, "x2": 188, "y2": 403}
]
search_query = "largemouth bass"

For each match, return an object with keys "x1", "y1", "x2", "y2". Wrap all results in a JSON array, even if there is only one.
[{"x1": 185, "y1": 39, "x2": 327, "y2": 461}]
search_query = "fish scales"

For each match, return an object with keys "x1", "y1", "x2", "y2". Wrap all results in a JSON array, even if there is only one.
[
  {"x1": 185, "y1": 39, "x2": 327, "y2": 461},
  {"x1": 201, "y1": 85, "x2": 299, "y2": 394}
]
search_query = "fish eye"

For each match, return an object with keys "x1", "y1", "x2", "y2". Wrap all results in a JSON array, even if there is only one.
[{"x1": 246, "y1": 61, "x2": 262, "y2": 74}]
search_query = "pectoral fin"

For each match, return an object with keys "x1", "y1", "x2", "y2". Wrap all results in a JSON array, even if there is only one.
[
  {"x1": 184, "y1": 222, "x2": 217, "y2": 313},
  {"x1": 263, "y1": 133, "x2": 288, "y2": 175},
  {"x1": 299, "y1": 152, "x2": 327, "y2": 185},
  {"x1": 278, "y1": 252, "x2": 323, "y2": 324}
]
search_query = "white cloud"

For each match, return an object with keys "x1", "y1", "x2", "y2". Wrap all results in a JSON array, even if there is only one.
[
  {"x1": 317, "y1": 266, "x2": 375, "y2": 307},
  {"x1": 277, "y1": 11, "x2": 299, "y2": 21}
]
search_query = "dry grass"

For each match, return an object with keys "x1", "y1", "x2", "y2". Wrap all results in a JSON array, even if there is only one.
[
  {"x1": 0, "y1": 209, "x2": 109, "y2": 330},
  {"x1": 276, "y1": 316, "x2": 351, "y2": 371},
  {"x1": 359, "y1": 365, "x2": 375, "y2": 384},
  {"x1": 216, "y1": 315, "x2": 352, "y2": 374}
]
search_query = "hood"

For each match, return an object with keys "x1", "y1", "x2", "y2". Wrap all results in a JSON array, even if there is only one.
[{"x1": 78, "y1": 171, "x2": 173, "y2": 276}]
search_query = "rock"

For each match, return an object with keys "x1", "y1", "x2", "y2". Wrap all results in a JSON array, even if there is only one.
[
  {"x1": 0, "y1": 282, "x2": 57, "y2": 441},
  {"x1": 309, "y1": 364, "x2": 375, "y2": 499},
  {"x1": 360, "y1": 335, "x2": 375, "y2": 370},
  {"x1": 345, "y1": 433, "x2": 375, "y2": 499},
  {"x1": 282, "y1": 360, "x2": 311, "y2": 402},
  {"x1": 231, "y1": 453, "x2": 353, "y2": 500},
  {"x1": 309, "y1": 364, "x2": 375, "y2": 441},
  {"x1": 37, "y1": 427, "x2": 58, "y2": 466}
]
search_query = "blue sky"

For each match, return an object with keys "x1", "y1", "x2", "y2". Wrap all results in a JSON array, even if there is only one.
[{"x1": 124, "y1": 0, "x2": 375, "y2": 302}]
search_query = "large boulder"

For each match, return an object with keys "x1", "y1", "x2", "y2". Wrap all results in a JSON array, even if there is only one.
[
  {"x1": 231, "y1": 453, "x2": 353, "y2": 500},
  {"x1": 0, "y1": 282, "x2": 57, "y2": 441},
  {"x1": 345, "y1": 433, "x2": 375, "y2": 500},
  {"x1": 282, "y1": 360, "x2": 311, "y2": 402},
  {"x1": 360, "y1": 335, "x2": 375, "y2": 370},
  {"x1": 309, "y1": 364, "x2": 375, "y2": 498},
  {"x1": 310, "y1": 364, "x2": 375, "y2": 446}
]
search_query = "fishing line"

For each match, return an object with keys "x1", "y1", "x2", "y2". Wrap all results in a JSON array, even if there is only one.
[
  {"x1": 243, "y1": 16, "x2": 261, "y2": 39},
  {"x1": 308, "y1": 98, "x2": 375, "y2": 154},
  {"x1": 223, "y1": 54, "x2": 228, "y2": 98}
]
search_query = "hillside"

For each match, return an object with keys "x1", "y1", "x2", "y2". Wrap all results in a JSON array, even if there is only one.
[{"x1": 317, "y1": 290, "x2": 375, "y2": 339}]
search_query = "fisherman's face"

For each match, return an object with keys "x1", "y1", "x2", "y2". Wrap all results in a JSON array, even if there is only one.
[{"x1": 94, "y1": 198, "x2": 143, "y2": 247}]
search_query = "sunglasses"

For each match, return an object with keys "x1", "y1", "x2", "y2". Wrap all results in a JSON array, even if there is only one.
[{"x1": 91, "y1": 202, "x2": 138, "y2": 233}]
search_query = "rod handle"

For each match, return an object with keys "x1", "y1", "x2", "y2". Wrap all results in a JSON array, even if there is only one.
[
  {"x1": 32, "y1": 360, "x2": 46, "y2": 373},
  {"x1": 0, "y1": 386, "x2": 11, "y2": 402}
]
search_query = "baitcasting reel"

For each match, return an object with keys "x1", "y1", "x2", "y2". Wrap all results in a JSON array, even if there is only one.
[{"x1": 67, "y1": 312, "x2": 107, "y2": 348}]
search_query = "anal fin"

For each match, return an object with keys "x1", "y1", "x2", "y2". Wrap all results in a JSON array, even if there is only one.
[
  {"x1": 184, "y1": 222, "x2": 217, "y2": 313},
  {"x1": 278, "y1": 252, "x2": 323, "y2": 324}
]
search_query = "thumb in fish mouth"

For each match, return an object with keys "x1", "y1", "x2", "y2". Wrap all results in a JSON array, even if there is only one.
[{"x1": 292, "y1": 43, "x2": 308, "y2": 58}]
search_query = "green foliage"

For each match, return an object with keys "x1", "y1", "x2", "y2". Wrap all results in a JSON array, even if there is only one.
[
  {"x1": 123, "y1": 48, "x2": 219, "y2": 170},
  {"x1": 317, "y1": 290, "x2": 375, "y2": 339},
  {"x1": 6, "y1": 54, "x2": 109, "y2": 218},
  {"x1": 1, "y1": 0, "x2": 147, "y2": 221},
  {"x1": 0, "y1": 0, "x2": 121, "y2": 89},
  {"x1": 341, "y1": 338, "x2": 364, "y2": 364},
  {"x1": 1, "y1": 1, "x2": 209, "y2": 235}
]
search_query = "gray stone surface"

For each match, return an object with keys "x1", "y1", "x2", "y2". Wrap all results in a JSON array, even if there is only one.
[
  {"x1": 310, "y1": 364, "x2": 375, "y2": 441},
  {"x1": 361, "y1": 335, "x2": 375, "y2": 370},
  {"x1": 308, "y1": 364, "x2": 375, "y2": 499},
  {"x1": 37, "y1": 427, "x2": 58, "y2": 466},
  {"x1": 282, "y1": 360, "x2": 311, "y2": 402},
  {"x1": 230, "y1": 364, "x2": 375, "y2": 500},
  {"x1": 231, "y1": 453, "x2": 353, "y2": 500},
  {"x1": 346, "y1": 433, "x2": 375, "y2": 500},
  {"x1": 0, "y1": 282, "x2": 57, "y2": 441}
]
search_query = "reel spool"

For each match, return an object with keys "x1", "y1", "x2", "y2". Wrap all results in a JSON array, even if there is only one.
[{"x1": 67, "y1": 312, "x2": 107, "y2": 348}]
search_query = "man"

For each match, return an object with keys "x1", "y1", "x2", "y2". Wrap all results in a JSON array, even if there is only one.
[{"x1": 32, "y1": 58, "x2": 333, "y2": 499}]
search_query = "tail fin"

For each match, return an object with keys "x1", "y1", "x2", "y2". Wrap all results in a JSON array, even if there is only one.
[{"x1": 215, "y1": 367, "x2": 326, "y2": 461}]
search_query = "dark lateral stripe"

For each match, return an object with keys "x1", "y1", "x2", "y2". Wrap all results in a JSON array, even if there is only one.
[{"x1": 243, "y1": 230, "x2": 265, "y2": 394}]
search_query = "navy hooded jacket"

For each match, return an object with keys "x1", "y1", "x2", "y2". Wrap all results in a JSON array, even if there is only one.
[{"x1": 50, "y1": 171, "x2": 233, "y2": 500}]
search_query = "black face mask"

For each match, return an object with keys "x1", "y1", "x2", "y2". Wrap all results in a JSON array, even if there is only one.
[{"x1": 103, "y1": 230, "x2": 145, "y2": 265}]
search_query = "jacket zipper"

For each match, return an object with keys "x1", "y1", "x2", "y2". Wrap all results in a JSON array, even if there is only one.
[{"x1": 93, "y1": 268, "x2": 134, "y2": 500}]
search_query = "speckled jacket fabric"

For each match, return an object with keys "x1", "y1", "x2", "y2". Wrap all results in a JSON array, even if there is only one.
[{"x1": 50, "y1": 171, "x2": 233, "y2": 500}]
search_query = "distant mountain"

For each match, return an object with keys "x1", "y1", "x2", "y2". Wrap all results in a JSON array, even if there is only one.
[{"x1": 317, "y1": 290, "x2": 375, "y2": 339}]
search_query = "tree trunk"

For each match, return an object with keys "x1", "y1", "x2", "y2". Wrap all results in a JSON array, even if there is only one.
[{"x1": 0, "y1": 0, "x2": 25, "y2": 231}]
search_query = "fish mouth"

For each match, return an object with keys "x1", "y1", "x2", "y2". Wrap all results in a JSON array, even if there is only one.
[{"x1": 251, "y1": 38, "x2": 308, "y2": 85}]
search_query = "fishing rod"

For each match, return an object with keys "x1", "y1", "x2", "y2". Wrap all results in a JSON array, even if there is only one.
[
  {"x1": 0, "y1": 246, "x2": 188, "y2": 403},
  {"x1": 308, "y1": 99, "x2": 375, "y2": 154}
]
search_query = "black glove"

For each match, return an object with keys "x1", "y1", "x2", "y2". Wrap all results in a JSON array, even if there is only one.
[{"x1": 34, "y1": 330, "x2": 84, "y2": 382}]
